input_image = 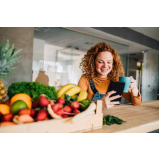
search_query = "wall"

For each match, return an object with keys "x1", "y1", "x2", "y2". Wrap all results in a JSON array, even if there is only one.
[
  {"x1": 142, "y1": 51, "x2": 159, "y2": 101},
  {"x1": 0, "y1": 27, "x2": 34, "y2": 90}
]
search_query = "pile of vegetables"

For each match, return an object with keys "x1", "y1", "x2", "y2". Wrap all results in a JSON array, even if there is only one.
[
  {"x1": 103, "y1": 115, "x2": 125, "y2": 125},
  {"x1": 7, "y1": 82, "x2": 57, "y2": 102}
]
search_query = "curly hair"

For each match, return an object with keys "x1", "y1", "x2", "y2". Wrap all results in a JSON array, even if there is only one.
[{"x1": 79, "y1": 42, "x2": 124, "y2": 81}]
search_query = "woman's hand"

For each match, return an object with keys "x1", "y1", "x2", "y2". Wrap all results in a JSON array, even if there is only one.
[
  {"x1": 100, "y1": 91, "x2": 122, "y2": 109},
  {"x1": 129, "y1": 76, "x2": 139, "y2": 97}
]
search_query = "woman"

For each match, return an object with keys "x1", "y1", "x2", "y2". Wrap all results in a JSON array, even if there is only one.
[{"x1": 78, "y1": 42, "x2": 141, "y2": 109}]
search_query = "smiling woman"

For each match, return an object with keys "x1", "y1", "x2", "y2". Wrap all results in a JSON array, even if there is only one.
[
  {"x1": 78, "y1": 42, "x2": 141, "y2": 109},
  {"x1": 95, "y1": 51, "x2": 113, "y2": 78}
]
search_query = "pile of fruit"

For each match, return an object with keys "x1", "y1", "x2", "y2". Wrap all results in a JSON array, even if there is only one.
[{"x1": 0, "y1": 83, "x2": 93, "y2": 127}]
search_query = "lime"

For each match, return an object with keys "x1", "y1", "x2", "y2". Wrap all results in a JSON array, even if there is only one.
[
  {"x1": 79, "y1": 99, "x2": 91, "y2": 111},
  {"x1": 10, "y1": 100, "x2": 28, "y2": 115}
]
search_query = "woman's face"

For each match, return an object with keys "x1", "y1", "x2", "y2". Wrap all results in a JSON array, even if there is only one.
[{"x1": 95, "y1": 51, "x2": 113, "y2": 78}]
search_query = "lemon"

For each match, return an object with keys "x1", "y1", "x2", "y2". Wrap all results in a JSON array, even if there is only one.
[{"x1": 10, "y1": 100, "x2": 28, "y2": 115}]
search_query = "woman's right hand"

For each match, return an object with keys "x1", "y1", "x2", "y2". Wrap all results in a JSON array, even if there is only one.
[{"x1": 100, "y1": 91, "x2": 122, "y2": 109}]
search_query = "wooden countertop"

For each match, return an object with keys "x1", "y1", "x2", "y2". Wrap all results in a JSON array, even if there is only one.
[{"x1": 85, "y1": 100, "x2": 159, "y2": 133}]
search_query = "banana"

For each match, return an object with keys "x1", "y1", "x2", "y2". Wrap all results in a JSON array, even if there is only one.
[
  {"x1": 57, "y1": 84, "x2": 76, "y2": 98},
  {"x1": 77, "y1": 90, "x2": 88, "y2": 102},
  {"x1": 72, "y1": 94, "x2": 78, "y2": 99},
  {"x1": 62, "y1": 86, "x2": 81, "y2": 98}
]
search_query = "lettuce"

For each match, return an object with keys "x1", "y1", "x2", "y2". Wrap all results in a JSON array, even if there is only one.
[{"x1": 7, "y1": 82, "x2": 57, "y2": 102}]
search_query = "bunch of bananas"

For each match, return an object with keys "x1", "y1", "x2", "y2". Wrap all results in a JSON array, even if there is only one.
[{"x1": 57, "y1": 84, "x2": 87, "y2": 102}]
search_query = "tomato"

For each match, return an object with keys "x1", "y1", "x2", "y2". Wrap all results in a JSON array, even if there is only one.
[{"x1": 70, "y1": 101, "x2": 80, "y2": 109}]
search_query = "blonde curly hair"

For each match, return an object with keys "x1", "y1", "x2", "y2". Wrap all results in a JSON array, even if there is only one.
[{"x1": 80, "y1": 42, "x2": 125, "y2": 81}]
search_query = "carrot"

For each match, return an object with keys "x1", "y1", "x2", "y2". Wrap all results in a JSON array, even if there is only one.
[{"x1": 0, "y1": 122, "x2": 16, "y2": 127}]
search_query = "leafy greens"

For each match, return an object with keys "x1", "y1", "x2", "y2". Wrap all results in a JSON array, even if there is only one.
[
  {"x1": 103, "y1": 115, "x2": 126, "y2": 125},
  {"x1": 7, "y1": 81, "x2": 57, "y2": 102}
]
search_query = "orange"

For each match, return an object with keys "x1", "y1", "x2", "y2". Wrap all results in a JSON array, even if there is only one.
[
  {"x1": 0, "y1": 104, "x2": 10, "y2": 114},
  {"x1": 10, "y1": 93, "x2": 32, "y2": 109}
]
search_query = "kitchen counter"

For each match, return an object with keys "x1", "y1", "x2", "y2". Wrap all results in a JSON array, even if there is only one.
[{"x1": 85, "y1": 100, "x2": 159, "y2": 133}]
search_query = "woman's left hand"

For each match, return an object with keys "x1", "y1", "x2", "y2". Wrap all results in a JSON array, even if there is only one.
[{"x1": 129, "y1": 76, "x2": 139, "y2": 96}]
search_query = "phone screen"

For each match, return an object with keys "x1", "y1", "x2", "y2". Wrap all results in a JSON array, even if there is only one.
[{"x1": 107, "y1": 81, "x2": 125, "y2": 103}]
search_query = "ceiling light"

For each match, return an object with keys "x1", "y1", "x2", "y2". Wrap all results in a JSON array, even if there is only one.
[{"x1": 84, "y1": 42, "x2": 93, "y2": 45}]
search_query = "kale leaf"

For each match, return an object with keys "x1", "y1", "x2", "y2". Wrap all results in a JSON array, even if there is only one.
[
  {"x1": 103, "y1": 115, "x2": 126, "y2": 125},
  {"x1": 7, "y1": 81, "x2": 57, "y2": 102}
]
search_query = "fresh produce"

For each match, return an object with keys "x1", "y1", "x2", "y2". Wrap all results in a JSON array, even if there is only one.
[
  {"x1": 71, "y1": 102, "x2": 96, "y2": 123},
  {"x1": 62, "y1": 87, "x2": 81, "y2": 98},
  {"x1": 51, "y1": 103, "x2": 63, "y2": 113},
  {"x1": 103, "y1": 115, "x2": 126, "y2": 125},
  {"x1": 2, "y1": 113, "x2": 13, "y2": 122},
  {"x1": 79, "y1": 99, "x2": 91, "y2": 111},
  {"x1": 56, "y1": 109, "x2": 64, "y2": 116},
  {"x1": 57, "y1": 84, "x2": 76, "y2": 97},
  {"x1": 0, "y1": 39, "x2": 22, "y2": 103},
  {"x1": 77, "y1": 91, "x2": 88, "y2": 102},
  {"x1": 36, "y1": 109, "x2": 48, "y2": 121},
  {"x1": 62, "y1": 114, "x2": 68, "y2": 118},
  {"x1": 0, "y1": 122, "x2": 16, "y2": 127},
  {"x1": 30, "y1": 109, "x2": 36, "y2": 118},
  {"x1": 18, "y1": 108, "x2": 31, "y2": 115},
  {"x1": 63, "y1": 106, "x2": 72, "y2": 113},
  {"x1": 0, "y1": 104, "x2": 10, "y2": 114},
  {"x1": 70, "y1": 101, "x2": 80, "y2": 109},
  {"x1": 49, "y1": 100, "x2": 54, "y2": 106},
  {"x1": 72, "y1": 94, "x2": 78, "y2": 99},
  {"x1": 10, "y1": 93, "x2": 32, "y2": 109},
  {"x1": 38, "y1": 94, "x2": 50, "y2": 107},
  {"x1": 13, "y1": 114, "x2": 34, "y2": 124},
  {"x1": 8, "y1": 81, "x2": 57, "y2": 102},
  {"x1": 18, "y1": 115, "x2": 34, "y2": 123},
  {"x1": 10, "y1": 100, "x2": 28, "y2": 115},
  {"x1": 0, "y1": 81, "x2": 94, "y2": 127},
  {"x1": 32, "y1": 101, "x2": 39, "y2": 108},
  {"x1": 4, "y1": 99, "x2": 10, "y2": 106},
  {"x1": 0, "y1": 82, "x2": 7, "y2": 104},
  {"x1": 63, "y1": 94, "x2": 76, "y2": 106},
  {"x1": 0, "y1": 112, "x2": 2, "y2": 121},
  {"x1": 72, "y1": 109, "x2": 80, "y2": 114},
  {"x1": 56, "y1": 97, "x2": 65, "y2": 104},
  {"x1": 47, "y1": 104, "x2": 62, "y2": 119}
]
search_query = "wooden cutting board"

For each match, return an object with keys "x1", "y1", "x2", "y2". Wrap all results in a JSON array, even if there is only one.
[{"x1": 85, "y1": 100, "x2": 159, "y2": 133}]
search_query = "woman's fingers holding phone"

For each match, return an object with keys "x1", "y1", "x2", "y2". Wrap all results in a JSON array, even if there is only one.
[
  {"x1": 110, "y1": 101, "x2": 120, "y2": 105},
  {"x1": 109, "y1": 94, "x2": 122, "y2": 101},
  {"x1": 105, "y1": 90, "x2": 116, "y2": 98}
]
